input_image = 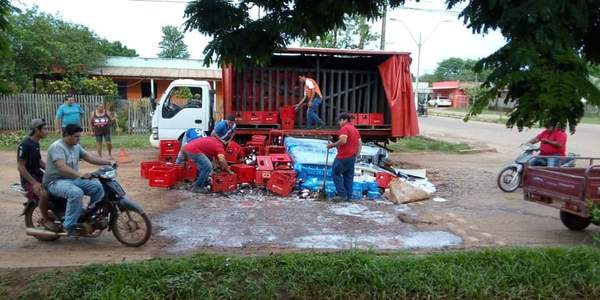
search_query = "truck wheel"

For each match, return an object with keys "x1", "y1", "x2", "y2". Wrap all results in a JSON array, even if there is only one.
[
  {"x1": 559, "y1": 211, "x2": 591, "y2": 231},
  {"x1": 497, "y1": 166, "x2": 520, "y2": 192}
]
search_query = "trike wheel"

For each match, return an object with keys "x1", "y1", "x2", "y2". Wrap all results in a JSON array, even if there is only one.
[{"x1": 560, "y1": 211, "x2": 591, "y2": 231}]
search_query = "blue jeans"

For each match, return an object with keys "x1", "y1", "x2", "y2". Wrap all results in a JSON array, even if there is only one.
[
  {"x1": 188, "y1": 153, "x2": 212, "y2": 188},
  {"x1": 46, "y1": 178, "x2": 104, "y2": 230},
  {"x1": 332, "y1": 156, "x2": 356, "y2": 200},
  {"x1": 306, "y1": 97, "x2": 324, "y2": 128},
  {"x1": 530, "y1": 156, "x2": 560, "y2": 167}
]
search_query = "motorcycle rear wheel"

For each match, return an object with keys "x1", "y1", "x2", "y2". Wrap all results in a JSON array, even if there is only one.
[
  {"x1": 24, "y1": 203, "x2": 61, "y2": 242},
  {"x1": 497, "y1": 166, "x2": 520, "y2": 192},
  {"x1": 111, "y1": 210, "x2": 152, "y2": 247}
]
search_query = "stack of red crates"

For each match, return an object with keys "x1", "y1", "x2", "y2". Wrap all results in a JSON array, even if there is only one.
[
  {"x1": 159, "y1": 140, "x2": 179, "y2": 162},
  {"x1": 280, "y1": 106, "x2": 295, "y2": 130},
  {"x1": 262, "y1": 112, "x2": 279, "y2": 124},
  {"x1": 225, "y1": 141, "x2": 243, "y2": 163},
  {"x1": 147, "y1": 165, "x2": 179, "y2": 188}
]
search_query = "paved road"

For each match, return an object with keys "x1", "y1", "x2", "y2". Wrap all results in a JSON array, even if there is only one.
[{"x1": 418, "y1": 116, "x2": 600, "y2": 157}]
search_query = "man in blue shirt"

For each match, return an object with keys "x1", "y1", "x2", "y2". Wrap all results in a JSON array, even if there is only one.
[
  {"x1": 54, "y1": 95, "x2": 84, "y2": 133},
  {"x1": 175, "y1": 128, "x2": 206, "y2": 164},
  {"x1": 211, "y1": 114, "x2": 237, "y2": 143}
]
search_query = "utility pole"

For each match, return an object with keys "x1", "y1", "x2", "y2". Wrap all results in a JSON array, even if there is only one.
[
  {"x1": 414, "y1": 33, "x2": 422, "y2": 107},
  {"x1": 380, "y1": 2, "x2": 387, "y2": 50}
]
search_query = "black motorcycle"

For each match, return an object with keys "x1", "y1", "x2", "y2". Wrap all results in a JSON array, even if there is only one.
[{"x1": 23, "y1": 165, "x2": 152, "y2": 247}]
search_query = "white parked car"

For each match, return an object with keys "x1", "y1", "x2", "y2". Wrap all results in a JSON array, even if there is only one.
[{"x1": 428, "y1": 97, "x2": 452, "y2": 107}]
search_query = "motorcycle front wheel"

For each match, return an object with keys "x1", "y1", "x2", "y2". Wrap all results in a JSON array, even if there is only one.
[
  {"x1": 111, "y1": 209, "x2": 152, "y2": 247},
  {"x1": 24, "y1": 203, "x2": 61, "y2": 241},
  {"x1": 497, "y1": 166, "x2": 521, "y2": 192}
]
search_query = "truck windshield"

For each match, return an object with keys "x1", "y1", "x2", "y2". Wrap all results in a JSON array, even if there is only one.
[{"x1": 162, "y1": 86, "x2": 204, "y2": 119}]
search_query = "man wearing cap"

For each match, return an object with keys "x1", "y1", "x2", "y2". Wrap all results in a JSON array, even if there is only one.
[
  {"x1": 211, "y1": 114, "x2": 237, "y2": 143},
  {"x1": 327, "y1": 113, "x2": 362, "y2": 201},
  {"x1": 181, "y1": 136, "x2": 234, "y2": 194},
  {"x1": 54, "y1": 95, "x2": 84, "y2": 133},
  {"x1": 43, "y1": 124, "x2": 114, "y2": 236},
  {"x1": 17, "y1": 119, "x2": 58, "y2": 231}
]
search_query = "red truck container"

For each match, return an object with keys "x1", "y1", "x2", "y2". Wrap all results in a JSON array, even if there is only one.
[
  {"x1": 222, "y1": 48, "x2": 419, "y2": 143},
  {"x1": 522, "y1": 157, "x2": 600, "y2": 231}
]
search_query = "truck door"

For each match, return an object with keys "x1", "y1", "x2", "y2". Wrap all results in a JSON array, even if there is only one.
[{"x1": 158, "y1": 85, "x2": 209, "y2": 140}]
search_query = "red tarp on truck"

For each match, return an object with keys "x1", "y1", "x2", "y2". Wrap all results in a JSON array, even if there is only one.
[{"x1": 378, "y1": 55, "x2": 420, "y2": 137}]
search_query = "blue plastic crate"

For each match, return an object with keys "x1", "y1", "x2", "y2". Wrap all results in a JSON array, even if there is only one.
[{"x1": 367, "y1": 190, "x2": 381, "y2": 200}]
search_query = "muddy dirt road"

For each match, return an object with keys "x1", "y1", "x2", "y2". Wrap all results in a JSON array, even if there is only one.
[{"x1": 0, "y1": 120, "x2": 598, "y2": 268}]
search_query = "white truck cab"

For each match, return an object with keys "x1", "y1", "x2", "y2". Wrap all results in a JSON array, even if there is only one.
[{"x1": 149, "y1": 79, "x2": 215, "y2": 147}]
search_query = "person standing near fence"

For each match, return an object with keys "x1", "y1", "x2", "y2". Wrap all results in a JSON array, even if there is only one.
[
  {"x1": 90, "y1": 103, "x2": 113, "y2": 159},
  {"x1": 54, "y1": 95, "x2": 84, "y2": 133}
]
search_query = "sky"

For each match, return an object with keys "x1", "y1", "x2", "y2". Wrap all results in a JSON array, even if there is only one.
[{"x1": 15, "y1": 0, "x2": 507, "y2": 75}]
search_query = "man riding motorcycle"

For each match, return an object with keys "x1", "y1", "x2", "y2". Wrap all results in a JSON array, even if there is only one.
[
  {"x1": 43, "y1": 124, "x2": 114, "y2": 235},
  {"x1": 525, "y1": 121, "x2": 567, "y2": 167}
]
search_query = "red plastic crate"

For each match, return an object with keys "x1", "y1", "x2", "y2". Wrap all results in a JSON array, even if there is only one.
[
  {"x1": 266, "y1": 173, "x2": 295, "y2": 196},
  {"x1": 148, "y1": 165, "x2": 179, "y2": 188},
  {"x1": 371, "y1": 113, "x2": 384, "y2": 125},
  {"x1": 256, "y1": 156, "x2": 274, "y2": 170},
  {"x1": 140, "y1": 161, "x2": 164, "y2": 179},
  {"x1": 244, "y1": 111, "x2": 262, "y2": 124},
  {"x1": 266, "y1": 145, "x2": 286, "y2": 155},
  {"x1": 211, "y1": 172, "x2": 238, "y2": 193},
  {"x1": 358, "y1": 113, "x2": 370, "y2": 125},
  {"x1": 225, "y1": 141, "x2": 243, "y2": 163},
  {"x1": 280, "y1": 106, "x2": 296, "y2": 120},
  {"x1": 271, "y1": 169, "x2": 297, "y2": 181},
  {"x1": 262, "y1": 112, "x2": 279, "y2": 124},
  {"x1": 250, "y1": 135, "x2": 268, "y2": 145},
  {"x1": 349, "y1": 113, "x2": 359, "y2": 125},
  {"x1": 255, "y1": 170, "x2": 272, "y2": 186},
  {"x1": 281, "y1": 118, "x2": 294, "y2": 130},
  {"x1": 180, "y1": 161, "x2": 197, "y2": 181},
  {"x1": 231, "y1": 164, "x2": 256, "y2": 184},
  {"x1": 159, "y1": 154, "x2": 177, "y2": 163},
  {"x1": 159, "y1": 140, "x2": 180, "y2": 156},
  {"x1": 269, "y1": 153, "x2": 292, "y2": 170},
  {"x1": 234, "y1": 111, "x2": 245, "y2": 122},
  {"x1": 376, "y1": 172, "x2": 396, "y2": 189},
  {"x1": 246, "y1": 141, "x2": 266, "y2": 156}
]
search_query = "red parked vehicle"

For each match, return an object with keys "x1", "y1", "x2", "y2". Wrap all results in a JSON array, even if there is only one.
[{"x1": 522, "y1": 157, "x2": 600, "y2": 230}]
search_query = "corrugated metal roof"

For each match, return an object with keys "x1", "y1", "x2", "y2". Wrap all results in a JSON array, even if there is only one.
[{"x1": 89, "y1": 56, "x2": 221, "y2": 80}]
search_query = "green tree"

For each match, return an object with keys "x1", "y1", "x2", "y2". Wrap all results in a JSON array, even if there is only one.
[
  {"x1": 158, "y1": 25, "x2": 190, "y2": 58},
  {"x1": 302, "y1": 15, "x2": 379, "y2": 49},
  {"x1": 0, "y1": 0, "x2": 15, "y2": 94},
  {"x1": 184, "y1": 0, "x2": 600, "y2": 131},
  {"x1": 0, "y1": 7, "x2": 137, "y2": 92},
  {"x1": 428, "y1": 57, "x2": 492, "y2": 82},
  {"x1": 99, "y1": 39, "x2": 138, "y2": 57}
]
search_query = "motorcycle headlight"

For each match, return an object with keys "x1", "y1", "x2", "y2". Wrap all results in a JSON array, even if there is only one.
[{"x1": 101, "y1": 169, "x2": 117, "y2": 179}]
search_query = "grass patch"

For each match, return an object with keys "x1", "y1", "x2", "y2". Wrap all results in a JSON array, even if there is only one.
[
  {"x1": 14, "y1": 248, "x2": 600, "y2": 299},
  {"x1": 389, "y1": 136, "x2": 470, "y2": 153},
  {"x1": 0, "y1": 132, "x2": 151, "y2": 151}
]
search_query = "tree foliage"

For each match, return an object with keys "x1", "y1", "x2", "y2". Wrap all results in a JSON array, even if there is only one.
[
  {"x1": 448, "y1": 0, "x2": 600, "y2": 132},
  {"x1": 301, "y1": 15, "x2": 380, "y2": 49},
  {"x1": 420, "y1": 57, "x2": 492, "y2": 82},
  {"x1": 184, "y1": 0, "x2": 600, "y2": 130},
  {"x1": 0, "y1": 7, "x2": 137, "y2": 93},
  {"x1": 99, "y1": 39, "x2": 138, "y2": 57},
  {"x1": 158, "y1": 25, "x2": 190, "y2": 58}
]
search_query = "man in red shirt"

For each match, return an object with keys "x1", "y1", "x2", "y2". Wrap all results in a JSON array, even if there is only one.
[
  {"x1": 182, "y1": 136, "x2": 234, "y2": 193},
  {"x1": 327, "y1": 113, "x2": 362, "y2": 201},
  {"x1": 526, "y1": 121, "x2": 567, "y2": 166}
]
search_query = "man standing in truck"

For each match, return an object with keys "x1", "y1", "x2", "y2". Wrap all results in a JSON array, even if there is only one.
[
  {"x1": 327, "y1": 113, "x2": 362, "y2": 201},
  {"x1": 295, "y1": 73, "x2": 326, "y2": 129}
]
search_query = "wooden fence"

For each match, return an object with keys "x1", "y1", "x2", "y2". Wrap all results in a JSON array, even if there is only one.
[{"x1": 0, "y1": 94, "x2": 153, "y2": 133}]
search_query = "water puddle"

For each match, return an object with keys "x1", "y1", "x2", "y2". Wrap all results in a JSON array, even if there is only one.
[{"x1": 156, "y1": 195, "x2": 462, "y2": 253}]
